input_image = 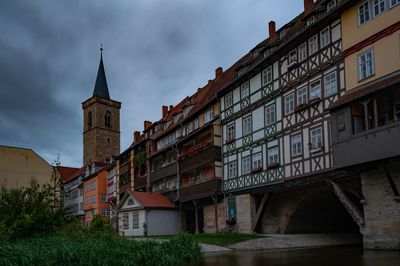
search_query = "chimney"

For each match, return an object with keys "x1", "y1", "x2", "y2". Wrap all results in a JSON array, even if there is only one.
[
  {"x1": 268, "y1": 20, "x2": 276, "y2": 40},
  {"x1": 215, "y1": 67, "x2": 223, "y2": 78},
  {"x1": 304, "y1": 0, "x2": 314, "y2": 12},
  {"x1": 144, "y1": 120, "x2": 152, "y2": 130},
  {"x1": 169, "y1": 105, "x2": 174, "y2": 111},
  {"x1": 162, "y1": 105, "x2": 168, "y2": 117},
  {"x1": 134, "y1": 131, "x2": 140, "y2": 143}
]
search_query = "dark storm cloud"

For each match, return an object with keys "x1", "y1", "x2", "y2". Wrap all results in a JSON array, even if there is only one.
[{"x1": 0, "y1": 0, "x2": 302, "y2": 167}]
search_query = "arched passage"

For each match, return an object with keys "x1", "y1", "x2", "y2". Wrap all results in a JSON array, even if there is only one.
[{"x1": 285, "y1": 190, "x2": 361, "y2": 234}]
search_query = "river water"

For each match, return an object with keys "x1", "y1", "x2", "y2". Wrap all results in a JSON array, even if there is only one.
[{"x1": 190, "y1": 246, "x2": 400, "y2": 266}]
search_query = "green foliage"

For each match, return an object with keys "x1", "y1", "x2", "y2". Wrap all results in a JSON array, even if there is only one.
[
  {"x1": 188, "y1": 232, "x2": 261, "y2": 246},
  {"x1": 0, "y1": 181, "x2": 66, "y2": 240},
  {"x1": 133, "y1": 151, "x2": 146, "y2": 167},
  {"x1": 0, "y1": 234, "x2": 201, "y2": 266},
  {"x1": 87, "y1": 215, "x2": 113, "y2": 235}
]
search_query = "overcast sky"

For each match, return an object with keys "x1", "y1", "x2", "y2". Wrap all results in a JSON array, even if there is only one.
[{"x1": 0, "y1": 0, "x2": 303, "y2": 167}]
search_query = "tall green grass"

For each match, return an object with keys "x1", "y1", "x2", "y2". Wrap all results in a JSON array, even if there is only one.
[{"x1": 0, "y1": 234, "x2": 201, "y2": 266}]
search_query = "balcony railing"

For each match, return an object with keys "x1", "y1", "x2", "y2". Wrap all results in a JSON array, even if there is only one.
[
  {"x1": 150, "y1": 163, "x2": 177, "y2": 183},
  {"x1": 333, "y1": 121, "x2": 400, "y2": 168},
  {"x1": 179, "y1": 145, "x2": 221, "y2": 173},
  {"x1": 180, "y1": 179, "x2": 221, "y2": 202}
]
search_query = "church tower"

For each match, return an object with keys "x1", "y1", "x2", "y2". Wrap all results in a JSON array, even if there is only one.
[{"x1": 82, "y1": 47, "x2": 121, "y2": 166}]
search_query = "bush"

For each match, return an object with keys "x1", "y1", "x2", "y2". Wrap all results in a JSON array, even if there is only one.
[{"x1": 0, "y1": 234, "x2": 201, "y2": 266}]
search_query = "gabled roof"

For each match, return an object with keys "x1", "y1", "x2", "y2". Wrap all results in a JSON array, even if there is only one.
[
  {"x1": 92, "y1": 50, "x2": 110, "y2": 99},
  {"x1": 58, "y1": 166, "x2": 79, "y2": 183},
  {"x1": 63, "y1": 166, "x2": 86, "y2": 183},
  {"x1": 117, "y1": 190, "x2": 174, "y2": 209}
]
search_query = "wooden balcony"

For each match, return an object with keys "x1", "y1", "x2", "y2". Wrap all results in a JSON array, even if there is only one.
[
  {"x1": 150, "y1": 163, "x2": 177, "y2": 183},
  {"x1": 179, "y1": 145, "x2": 221, "y2": 173},
  {"x1": 180, "y1": 179, "x2": 221, "y2": 202}
]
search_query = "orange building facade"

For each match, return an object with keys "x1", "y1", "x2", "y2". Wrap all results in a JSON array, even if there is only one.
[{"x1": 83, "y1": 169, "x2": 112, "y2": 224}]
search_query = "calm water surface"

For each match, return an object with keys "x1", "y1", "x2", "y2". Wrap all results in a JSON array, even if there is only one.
[{"x1": 190, "y1": 246, "x2": 400, "y2": 266}]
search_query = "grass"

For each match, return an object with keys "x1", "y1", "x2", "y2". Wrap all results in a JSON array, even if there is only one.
[
  {"x1": 156, "y1": 232, "x2": 262, "y2": 246},
  {"x1": 0, "y1": 234, "x2": 201, "y2": 266}
]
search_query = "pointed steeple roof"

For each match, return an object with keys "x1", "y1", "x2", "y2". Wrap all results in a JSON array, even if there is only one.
[{"x1": 93, "y1": 45, "x2": 110, "y2": 99}]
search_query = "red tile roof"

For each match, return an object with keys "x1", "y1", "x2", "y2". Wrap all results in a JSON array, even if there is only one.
[
  {"x1": 63, "y1": 166, "x2": 86, "y2": 183},
  {"x1": 58, "y1": 166, "x2": 79, "y2": 182},
  {"x1": 131, "y1": 191, "x2": 174, "y2": 208}
]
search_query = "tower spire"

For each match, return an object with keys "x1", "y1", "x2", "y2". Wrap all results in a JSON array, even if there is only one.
[{"x1": 92, "y1": 44, "x2": 110, "y2": 99}]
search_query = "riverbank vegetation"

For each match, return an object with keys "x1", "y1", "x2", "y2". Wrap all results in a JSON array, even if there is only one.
[
  {"x1": 0, "y1": 183, "x2": 201, "y2": 265},
  {"x1": 157, "y1": 232, "x2": 262, "y2": 246}
]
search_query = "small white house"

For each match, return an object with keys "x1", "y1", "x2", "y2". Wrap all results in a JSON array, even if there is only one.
[{"x1": 117, "y1": 190, "x2": 180, "y2": 236}]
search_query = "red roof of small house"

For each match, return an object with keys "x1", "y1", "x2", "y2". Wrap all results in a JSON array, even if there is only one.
[
  {"x1": 63, "y1": 166, "x2": 86, "y2": 183},
  {"x1": 58, "y1": 166, "x2": 79, "y2": 182},
  {"x1": 131, "y1": 191, "x2": 174, "y2": 208}
]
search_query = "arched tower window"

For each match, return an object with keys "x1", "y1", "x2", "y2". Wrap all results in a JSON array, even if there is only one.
[
  {"x1": 88, "y1": 111, "x2": 92, "y2": 128},
  {"x1": 105, "y1": 111, "x2": 111, "y2": 128}
]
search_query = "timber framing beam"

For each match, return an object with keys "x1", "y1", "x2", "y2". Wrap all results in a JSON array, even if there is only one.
[
  {"x1": 252, "y1": 192, "x2": 270, "y2": 232},
  {"x1": 382, "y1": 165, "x2": 400, "y2": 198},
  {"x1": 327, "y1": 180, "x2": 365, "y2": 229}
]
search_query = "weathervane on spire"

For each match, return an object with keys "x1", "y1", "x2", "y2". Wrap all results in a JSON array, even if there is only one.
[{"x1": 100, "y1": 43, "x2": 103, "y2": 55}]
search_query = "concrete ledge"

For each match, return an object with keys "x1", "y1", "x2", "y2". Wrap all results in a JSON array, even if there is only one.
[
  {"x1": 200, "y1": 243, "x2": 232, "y2": 253},
  {"x1": 228, "y1": 233, "x2": 362, "y2": 250}
]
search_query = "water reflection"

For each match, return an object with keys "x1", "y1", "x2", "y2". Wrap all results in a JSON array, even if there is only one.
[{"x1": 190, "y1": 246, "x2": 400, "y2": 266}]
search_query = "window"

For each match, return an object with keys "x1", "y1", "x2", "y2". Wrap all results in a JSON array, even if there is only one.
[
  {"x1": 242, "y1": 157, "x2": 251, "y2": 175},
  {"x1": 285, "y1": 94, "x2": 295, "y2": 114},
  {"x1": 297, "y1": 86, "x2": 308, "y2": 106},
  {"x1": 298, "y1": 43, "x2": 307, "y2": 62},
  {"x1": 122, "y1": 213, "x2": 129, "y2": 229},
  {"x1": 288, "y1": 49, "x2": 297, "y2": 65},
  {"x1": 204, "y1": 108, "x2": 214, "y2": 123},
  {"x1": 373, "y1": 0, "x2": 385, "y2": 16},
  {"x1": 101, "y1": 194, "x2": 108, "y2": 203},
  {"x1": 105, "y1": 111, "x2": 111, "y2": 128},
  {"x1": 309, "y1": 35, "x2": 318, "y2": 55},
  {"x1": 227, "y1": 123, "x2": 235, "y2": 141},
  {"x1": 262, "y1": 66, "x2": 273, "y2": 85},
  {"x1": 320, "y1": 28, "x2": 330, "y2": 48},
  {"x1": 252, "y1": 152, "x2": 263, "y2": 170},
  {"x1": 310, "y1": 81, "x2": 321, "y2": 99},
  {"x1": 358, "y1": 1, "x2": 371, "y2": 25},
  {"x1": 265, "y1": 104, "x2": 276, "y2": 126},
  {"x1": 264, "y1": 49, "x2": 271, "y2": 58},
  {"x1": 88, "y1": 195, "x2": 96, "y2": 204},
  {"x1": 228, "y1": 161, "x2": 237, "y2": 178},
  {"x1": 88, "y1": 111, "x2": 92, "y2": 128},
  {"x1": 85, "y1": 182, "x2": 96, "y2": 192},
  {"x1": 310, "y1": 127, "x2": 323, "y2": 149},
  {"x1": 327, "y1": 0, "x2": 337, "y2": 11},
  {"x1": 324, "y1": 72, "x2": 337, "y2": 97},
  {"x1": 358, "y1": 49, "x2": 374, "y2": 80},
  {"x1": 291, "y1": 135, "x2": 302, "y2": 156},
  {"x1": 391, "y1": 0, "x2": 400, "y2": 7},
  {"x1": 101, "y1": 209, "x2": 112, "y2": 217},
  {"x1": 242, "y1": 116, "x2": 252, "y2": 136},
  {"x1": 241, "y1": 82, "x2": 250, "y2": 98},
  {"x1": 280, "y1": 29, "x2": 287, "y2": 39},
  {"x1": 307, "y1": 16, "x2": 315, "y2": 26},
  {"x1": 132, "y1": 211, "x2": 139, "y2": 229},
  {"x1": 268, "y1": 147, "x2": 279, "y2": 164},
  {"x1": 225, "y1": 92, "x2": 233, "y2": 108}
]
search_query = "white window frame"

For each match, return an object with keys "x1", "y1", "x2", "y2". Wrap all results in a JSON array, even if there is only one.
[
  {"x1": 285, "y1": 94, "x2": 295, "y2": 114},
  {"x1": 227, "y1": 123, "x2": 235, "y2": 141},
  {"x1": 268, "y1": 147, "x2": 279, "y2": 165},
  {"x1": 262, "y1": 66, "x2": 273, "y2": 85},
  {"x1": 252, "y1": 152, "x2": 263, "y2": 170},
  {"x1": 310, "y1": 80, "x2": 321, "y2": 100},
  {"x1": 241, "y1": 156, "x2": 252, "y2": 175},
  {"x1": 324, "y1": 71, "x2": 337, "y2": 97},
  {"x1": 310, "y1": 127, "x2": 323, "y2": 150},
  {"x1": 391, "y1": 0, "x2": 400, "y2": 7},
  {"x1": 320, "y1": 27, "x2": 330, "y2": 48},
  {"x1": 204, "y1": 107, "x2": 214, "y2": 123},
  {"x1": 297, "y1": 86, "x2": 308, "y2": 106},
  {"x1": 291, "y1": 135, "x2": 303, "y2": 157},
  {"x1": 288, "y1": 49, "x2": 297, "y2": 65},
  {"x1": 358, "y1": 48, "x2": 375, "y2": 81},
  {"x1": 228, "y1": 161, "x2": 237, "y2": 178},
  {"x1": 265, "y1": 104, "x2": 276, "y2": 126},
  {"x1": 298, "y1": 43, "x2": 307, "y2": 62},
  {"x1": 242, "y1": 115, "x2": 252, "y2": 136},
  {"x1": 309, "y1": 35, "x2": 318, "y2": 55},
  {"x1": 241, "y1": 82, "x2": 250, "y2": 99},
  {"x1": 122, "y1": 213, "x2": 129, "y2": 229},
  {"x1": 132, "y1": 211, "x2": 139, "y2": 229},
  {"x1": 307, "y1": 16, "x2": 315, "y2": 26},
  {"x1": 225, "y1": 92, "x2": 233, "y2": 108},
  {"x1": 373, "y1": 0, "x2": 386, "y2": 16},
  {"x1": 358, "y1": 1, "x2": 371, "y2": 25}
]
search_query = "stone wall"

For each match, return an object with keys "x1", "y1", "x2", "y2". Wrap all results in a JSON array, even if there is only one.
[
  {"x1": 236, "y1": 194, "x2": 256, "y2": 233},
  {"x1": 203, "y1": 202, "x2": 225, "y2": 233},
  {"x1": 360, "y1": 163, "x2": 400, "y2": 249}
]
